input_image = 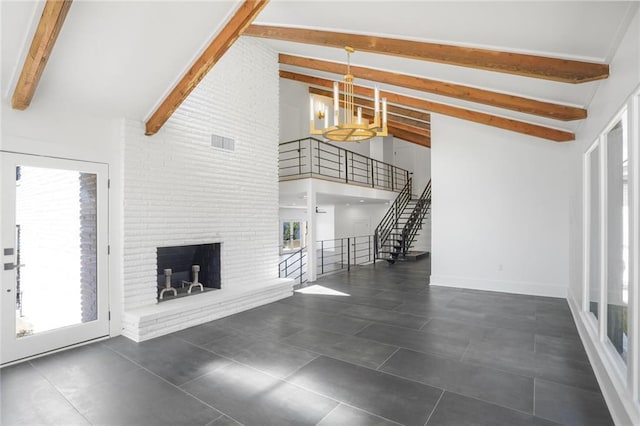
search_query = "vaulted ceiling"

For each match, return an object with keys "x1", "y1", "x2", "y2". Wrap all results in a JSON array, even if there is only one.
[{"x1": 2, "y1": 1, "x2": 638, "y2": 146}]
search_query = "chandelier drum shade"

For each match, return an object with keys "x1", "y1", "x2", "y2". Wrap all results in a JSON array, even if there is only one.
[{"x1": 309, "y1": 47, "x2": 388, "y2": 142}]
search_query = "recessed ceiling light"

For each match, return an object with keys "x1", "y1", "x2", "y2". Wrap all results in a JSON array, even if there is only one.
[{"x1": 359, "y1": 200, "x2": 364, "y2": 203}]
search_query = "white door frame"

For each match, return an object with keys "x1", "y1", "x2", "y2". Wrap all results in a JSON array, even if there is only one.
[{"x1": 1, "y1": 152, "x2": 110, "y2": 364}]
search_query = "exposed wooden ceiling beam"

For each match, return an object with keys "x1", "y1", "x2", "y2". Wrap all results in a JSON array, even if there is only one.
[
  {"x1": 309, "y1": 87, "x2": 430, "y2": 129},
  {"x1": 282, "y1": 70, "x2": 574, "y2": 142},
  {"x1": 246, "y1": 24, "x2": 609, "y2": 83},
  {"x1": 386, "y1": 125, "x2": 431, "y2": 148},
  {"x1": 145, "y1": 0, "x2": 269, "y2": 136},
  {"x1": 12, "y1": 0, "x2": 73, "y2": 110},
  {"x1": 387, "y1": 113, "x2": 430, "y2": 131},
  {"x1": 281, "y1": 54, "x2": 586, "y2": 121}
]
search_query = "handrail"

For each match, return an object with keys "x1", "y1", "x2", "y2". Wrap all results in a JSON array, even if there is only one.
[
  {"x1": 278, "y1": 248, "x2": 306, "y2": 285},
  {"x1": 374, "y1": 177, "x2": 412, "y2": 259},
  {"x1": 279, "y1": 138, "x2": 410, "y2": 192},
  {"x1": 317, "y1": 235, "x2": 375, "y2": 276},
  {"x1": 400, "y1": 180, "x2": 432, "y2": 256}
]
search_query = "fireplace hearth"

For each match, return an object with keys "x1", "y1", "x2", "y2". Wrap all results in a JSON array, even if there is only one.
[{"x1": 156, "y1": 243, "x2": 221, "y2": 302}]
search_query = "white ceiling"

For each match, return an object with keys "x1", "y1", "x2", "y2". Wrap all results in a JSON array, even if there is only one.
[{"x1": 2, "y1": 1, "x2": 638, "y2": 137}]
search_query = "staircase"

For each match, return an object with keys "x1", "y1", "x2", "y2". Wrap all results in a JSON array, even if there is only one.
[{"x1": 374, "y1": 179, "x2": 432, "y2": 264}]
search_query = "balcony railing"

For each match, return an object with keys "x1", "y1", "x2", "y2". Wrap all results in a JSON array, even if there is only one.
[
  {"x1": 317, "y1": 235, "x2": 375, "y2": 275},
  {"x1": 279, "y1": 138, "x2": 410, "y2": 192}
]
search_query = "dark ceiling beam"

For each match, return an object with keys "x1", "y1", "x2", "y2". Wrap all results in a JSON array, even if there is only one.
[{"x1": 246, "y1": 24, "x2": 609, "y2": 83}]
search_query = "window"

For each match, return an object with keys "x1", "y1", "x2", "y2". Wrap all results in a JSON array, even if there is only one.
[
  {"x1": 282, "y1": 220, "x2": 306, "y2": 251},
  {"x1": 605, "y1": 117, "x2": 629, "y2": 363}
]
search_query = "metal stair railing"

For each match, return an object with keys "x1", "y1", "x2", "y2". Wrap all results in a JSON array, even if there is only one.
[
  {"x1": 279, "y1": 138, "x2": 410, "y2": 192},
  {"x1": 374, "y1": 177, "x2": 413, "y2": 260},
  {"x1": 399, "y1": 180, "x2": 432, "y2": 256},
  {"x1": 278, "y1": 248, "x2": 307, "y2": 285}
]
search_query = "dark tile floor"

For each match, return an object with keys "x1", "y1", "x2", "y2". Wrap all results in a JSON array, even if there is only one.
[{"x1": 1, "y1": 257, "x2": 613, "y2": 426}]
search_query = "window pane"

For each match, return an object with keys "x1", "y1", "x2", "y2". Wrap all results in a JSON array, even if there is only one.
[
  {"x1": 606, "y1": 120, "x2": 628, "y2": 363},
  {"x1": 589, "y1": 146, "x2": 600, "y2": 319},
  {"x1": 14, "y1": 166, "x2": 98, "y2": 337}
]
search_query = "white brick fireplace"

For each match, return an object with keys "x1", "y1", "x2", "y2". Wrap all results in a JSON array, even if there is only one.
[{"x1": 121, "y1": 38, "x2": 293, "y2": 341}]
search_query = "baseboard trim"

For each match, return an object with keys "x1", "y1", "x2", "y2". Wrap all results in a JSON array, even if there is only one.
[
  {"x1": 567, "y1": 296, "x2": 640, "y2": 426},
  {"x1": 429, "y1": 275, "x2": 567, "y2": 298}
]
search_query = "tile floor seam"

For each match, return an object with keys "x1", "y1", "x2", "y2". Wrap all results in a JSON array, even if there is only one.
[
  {"x1": 101, "y1": 344, "x2": 239, "y2": 425},
  {"x1": 25, "y1": 360, "x2": 94, "y2": 426},
  {"x1": 183, "y1": 349, "x2": 403, "y2": 426},
  {"x1": 378, "y1": 354, "x2": 538, "y2": 417},
  {"x1": 419, "y1": 317, "x2": 433, "y2": 331},
  {"x1": 206, "y1": 413, "x2": 225, "y2": 426},
  {"x1": 423, "y1": 389, "x2": 445, "y2": 426},
  {"x1": 458, "y1": 340, "x2": 472, "y2": 362},
  {"x1": 375, "y1": 347, "x2": 401, "y2": 371},
  {"x1": 313, "y1": 404, "x2": 341, "y2": 425},
  {"x1": 533, "y1": 377, "x2": 536, "y2": 416}
]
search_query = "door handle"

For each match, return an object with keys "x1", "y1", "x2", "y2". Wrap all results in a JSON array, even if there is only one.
[{"x1": 3, "y1": 263, "x2": 25, "y2": 271}]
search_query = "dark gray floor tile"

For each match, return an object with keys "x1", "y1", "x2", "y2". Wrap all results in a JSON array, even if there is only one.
[
  {"x1": 65, "y1": 367, "x2": 220, "y2": 425},
  {"x1": 170, "y1": 321, "x2": 232, "y2": 345},
  {"x1": 481, "y1": 326, "x2": 536, "y2": 351},
  {"x1": 106, "y1": 335, "x2": 230, "y2": 386},
  {"x1": 288, "y1": 356, "x2": 442, "y2": 426},
  {"x1": 294, "y1": 307, "x2": 373, "y2": 335},
  {"x1": 214, "y1": 311, "x2": 306, "y2": 340},
  {"x1": 200, "y1": 332, "x2": 261, "y2": 358},
  {"x1": 426, "y1": 392, "x2": 559, "y2": 426},
  {"x1": 356, "y1": 323, "x2": 469, "y2": 359},
  {"x1": 1, "y1": 363, "x2": 90, "y2": 426},
  {"x1": 421, "y1": 317, "x2": 486, "y2": 341},
  {"x1": 534, "y1": 378, "x2": 613, "y2": 426},
  {"x1": 463, "y1": 341, "x2": 600, "y2": 392},
  {"x1": 535, "y1": 334, "x2": 588, "y2": 363},
  {"x1": 382, "y1": 348, "x2": 534, "y2": 413},
  {"x1": 183, "y1": 361, "x2": 337, "y2": 426},
  {"x1": 283, "y1": 327, "x2": 398, "y2": 369},
  {"x1": 231, "y1": 339, "x2": 318, "y2": 378},
  {"x1": 30, "y1": 343, "x2": 138, "y2": 393},
  {"x1": 535, "y1": 312, "x2": 579, "y2": 338},
  {"x1": 447, "y1": 295, "x2": 537, "y2": 318},
  {"x1": 340, "y1": 304, "x2": 428, "y2": 329},
  {"x1": 317, "y1": 404, "x2": 399, "y2": 426}
]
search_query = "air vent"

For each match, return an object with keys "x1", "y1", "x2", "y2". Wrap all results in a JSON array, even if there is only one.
[{"x1": 211, "y1": 134, "x2": 235, "y2": 151}]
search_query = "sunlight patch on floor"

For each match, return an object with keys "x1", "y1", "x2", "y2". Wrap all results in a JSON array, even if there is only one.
[{"x1": 295, "y1": 285, "x2": 350, "y2": 297}]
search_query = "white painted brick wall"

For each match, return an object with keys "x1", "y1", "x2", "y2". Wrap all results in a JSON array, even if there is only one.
[{"x1": 122, "y1": 38, "x2": 281, "y2": 319}]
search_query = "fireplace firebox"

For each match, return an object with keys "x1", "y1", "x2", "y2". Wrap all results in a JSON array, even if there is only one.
[{"x1": 156, "y1": 243, "x2": 221, "y2": 301}]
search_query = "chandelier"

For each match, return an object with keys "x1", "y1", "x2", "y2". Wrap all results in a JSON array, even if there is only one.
[{"x1": 309, "y1": 47, "x2": 388, "y2": 142}]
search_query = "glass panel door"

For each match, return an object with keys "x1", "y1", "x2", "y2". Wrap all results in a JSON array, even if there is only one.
[{"x1": 1, "y1": 153, "x2": 109, "y2": 364}]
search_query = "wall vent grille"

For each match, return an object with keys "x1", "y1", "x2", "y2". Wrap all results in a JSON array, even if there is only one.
[{"x1": 211, "y1": 134, "x2": 235, "y2": 151}]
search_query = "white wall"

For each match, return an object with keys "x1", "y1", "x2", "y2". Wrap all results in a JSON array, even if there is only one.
[
  {"x1": 121, "y1": 38, "x2": 286, "y2": 339},
  {"x1": 430, "y1": 115, "x2": 572, "y2": 298},
  {"x1": 334, "y1": 203, "x2": 388, "y2": 238},
  {"x1": 394, "y1": 140, "x2": 431, "y2": 192},
  {"x1": 567, "y1": 8, "x2": 640, "y2": 426}
]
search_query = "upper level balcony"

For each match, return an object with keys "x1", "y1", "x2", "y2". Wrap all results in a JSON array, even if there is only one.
[{"x1": 279, "y1": 138, "x2": 410, "y2": 192}]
